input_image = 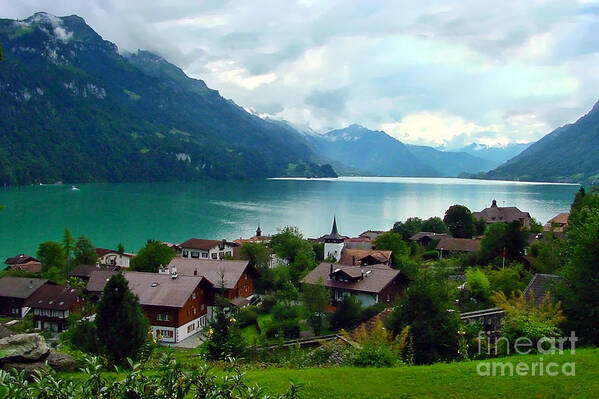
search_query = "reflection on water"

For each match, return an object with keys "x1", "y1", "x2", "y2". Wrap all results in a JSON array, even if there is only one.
[{"x1": 0, "y1": 178, "x2": 579, "y2": 260}]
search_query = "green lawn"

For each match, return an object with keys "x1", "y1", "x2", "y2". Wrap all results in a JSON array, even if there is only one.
[{"x1": 243, "y1": 348, "x2": 599, "y2": 399}]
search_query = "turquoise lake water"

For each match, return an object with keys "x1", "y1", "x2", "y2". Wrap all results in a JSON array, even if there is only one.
[{"x1": 0, "y1": 177, "x2": 579, "y2": 261}]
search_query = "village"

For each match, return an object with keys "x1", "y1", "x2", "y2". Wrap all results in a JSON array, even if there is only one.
[{"x1": 0, "y1": 199, "x2": 570, "y2": 351}]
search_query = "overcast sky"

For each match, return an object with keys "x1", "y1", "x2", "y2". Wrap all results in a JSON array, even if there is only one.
[{"x1": 5, "y1": 0, "x2": 599, "y2": 147}]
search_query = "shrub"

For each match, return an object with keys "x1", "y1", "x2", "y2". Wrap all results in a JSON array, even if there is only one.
[
  {"x1": 465, "y1": 267, "x2": 491, "y2": 303},
  {"x1": 330, "y1": 296, "x2": 362, "y2": 331},
  {"x1": 61, "y1": 314, "x2": 99, "y2": 354},
  {"x1": 259, "y1": 294, "x2": 277, "y2": 314},
  {"x1": 236, "y1": 306, "x2": 259, "y2": 328},
  {"x1": 265, "y1": 318, "x2": 301, "y2": 339},
  {"x1": 421, "y1": 250, "x2": 439, "y2": 260}
]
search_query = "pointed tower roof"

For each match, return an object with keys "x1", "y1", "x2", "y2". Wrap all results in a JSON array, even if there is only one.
[{"x1": 323, "y1": 216, "x2": 344, "y2": 242}]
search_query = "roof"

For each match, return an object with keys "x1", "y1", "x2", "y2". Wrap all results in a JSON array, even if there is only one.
[
  {"x1": 179, "y1": 238, "x2": 238, "y2": 250},
  {"x1": 0, "y1": 277, "x2": 48, "y2": 299},
  {"x1": 472, "y1": 200, "x2": 531, "y2": 224},
  {"x1": 124, "y1": 272, "x2": 206, "y2": 308},
  {"x1": 233, "y1": 236, "x2": 271, "y2": 245},
  {"x1": 435, "y1": 237, "x2": 481, "y2": 252},
  {"x1": 302, "y1": 263, "x2": 401, "y2": 295},
  {"x1": 344, "y1": 237, "x2": 371, "y2": 243},
  {"x1": 338, "y1": 249, "x2": 392, "y2": 266},
  {"x1": 69, "y1": 264, "x2": 118, "y2": 279},
  {"x1": 95, "y1": 248, "x2": 135, "y2": 258},
  {"x1": 460, "y1": 307, "x2": 505, "y2": 320},
  {"x1": 322, "y1": 217, "x2": 345, "y2": 241},
  {"x1": 8, "y1": 260, "x2": 42, "y2": 273},
  {"x1": 544, "y1": 212, "x2": 570, "y2": 232},
  {"x1": 168, "y1": 258, "x2": 252, "y2": 289},
  {"x1": 523, "y1": 273, "x2": 560, "y2": 306},
  {"x1": 408, "y1": 232, "x2": 450, "y2": 241},
  {"x1": 5, "y1": 254, "x2": 39, "y2": 265},
  {"x1": 24, "y1": 285, "x2": 80, "y2": 310},
  {"x1": 359, "y1": 230, "x2": 385, "y2": 240},
  {"x1": 86, "y1": 270, "x2": 120, "y2": 293}
]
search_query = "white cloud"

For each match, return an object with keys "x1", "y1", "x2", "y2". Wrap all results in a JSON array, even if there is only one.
[{"x1": 4, "y1": 0, "x2": 599, "y2": 146}]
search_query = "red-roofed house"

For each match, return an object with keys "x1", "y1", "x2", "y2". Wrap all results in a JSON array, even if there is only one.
[
  {"x1": 24, "y1": 285, "x2": 83, "y2": 332},
  {"x1": 179, "y1": 238, "x2": 239, "y2": 260}
]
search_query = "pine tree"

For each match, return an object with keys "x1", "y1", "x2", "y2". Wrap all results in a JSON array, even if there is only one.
[
  {"x1": 202, "y1": 297, "x2": 245, "y2": 360},
  {"x1": 63, "y1": 228, "x2": 75, "y2": 272},
  {"x1": 74, "y1": 235, "x2": 98, "y2": 265},
  {"x1": 95, "y1": 273, "x2": 149, "y2": 365}
]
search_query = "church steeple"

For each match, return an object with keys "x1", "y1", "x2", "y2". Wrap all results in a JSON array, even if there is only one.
[
  {"x1": 331, "y1": 216, "x2": 338, "y2": 236},
  {"x1": 256, "y1": 225, "x2": 262, "y2": 237},
  {"x1": 324, "y1": 216, "x2": 343, "y2": 242}
]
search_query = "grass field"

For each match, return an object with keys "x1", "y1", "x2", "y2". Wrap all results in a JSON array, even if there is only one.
[{"x1": 242, "y1": 348, "x2": 599, "y2": 399}]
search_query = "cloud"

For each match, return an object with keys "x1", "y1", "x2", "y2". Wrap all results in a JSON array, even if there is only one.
[{"x1": 4, "y1": 0, "x2": 599, "y2": 146}]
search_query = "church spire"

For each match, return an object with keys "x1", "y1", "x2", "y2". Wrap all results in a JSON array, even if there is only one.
[{"x1": 331, "y1": 216, "x2": 339, "y2": 236}]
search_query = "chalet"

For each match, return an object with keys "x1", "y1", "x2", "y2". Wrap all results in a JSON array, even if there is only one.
[
  {"x1": 4, "y1": 254, "x2": 42, "y2": 273},
  {"x1": 24, "y1": 285, "x2": 82, "y2": 332},
  {"x1": 0, "y1": 277, "x2": 49, "y2": 318},
  {"x1": 302, "y1": 263, "x2": 406, "y2": 307},
  {"x1": 472, "y1": 200, "x2": 532, "y2": 229},
  {"x1": 233, "y1": 226, "x2": 272, "y2": 259},
  {"x1": 338, "y1": 248, "x2": 393, "y2": 266},
  {"x1": 124, "y1": 271, "x2": 213, "y2": 343},
  {"x1": 435, "y1": 237, "x2": 481, "y2": 257},
  {"x1": 408, "y1": 232, "x2": 450, "y2": 247},
  {"x1": 179, "y1": 238, "x2": 238, "y2": 260},
  {"x1": 165, "y1": 258, "x2": 257, "y2": 306},
  {"x1": 544, "y1": 212, "x2": 570, "y2": 233},
  {"x1": 96, "y1": 248, "x2": 135, "y2": 268},
  {"x1": 69, "y1": 264, "x2": 119, "y2": 281}
]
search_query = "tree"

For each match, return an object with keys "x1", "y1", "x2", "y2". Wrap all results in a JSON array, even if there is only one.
[
  {"x1": 202, "y1": 297, "x2": 245, "y2": 360},
  {"x1": 95, "y1": 273, "x2": 149, "y2": 365},
  {"x1": 62, "y1": 228, "x2": 75, "y2": 270},
  {"x1": 387, "y1": 271, "x2": 460, "y2": 364},
  {"x1": 302, "y1": 278, "x2": 330, "y2": 336},
  {"x1": 271, "y1": 226, "x2": 314, "y2": 264},
  {"x1": 465, "y1": 267, "x2": 491, "y2": 303},
  {"x1": 117, "y1": 243, "x2": 125, "y2": 253},
  {"x1": 374, "y1": 231, "x2": 409, "y2": 266},
  {"x1": 420, "y1": 217, "x2": 448, "y2": 234},
  {"x1": 130, "y1": 240, "x2": 175, "y2": 272},
  {"x1": 529, "y1": 233, "x2": 566, "y2": 274},
  {"x1": 239, "y1": 242, "x2": 271, "y2": 268},
  {"x1": 392, "y1": 217, "x2": 423, "y2": 240},
  {"x1": 473, "y1": 217, "x2": 486, "y2": 236},
  {"x1": 74, "y1": 235, "x2": 98, "y2": 265},
  {"x1": 485, "y1": 265, "x2": 527, "y2": 296},
  {"x1": 479, "y1": 221, "x2": 526, "y2": 264},
  {"x1": 554, "y1": 206, "x2": 599, "y2": 345},
  {"x1": 37, "y1": 241, "x2": 66, "y2": 272},
  {"x1": 443, "y1": 205, "x2": 475, "y2": 238},
  {"x1": 330, "y1": 295, "x2": 363, "y2": 331}
]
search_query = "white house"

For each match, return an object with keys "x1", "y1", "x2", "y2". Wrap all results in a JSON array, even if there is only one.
[
  {"x1": 179, "y1": 238, "x2": 238, "y2": 260},
  {"x1": 96, "y1": 248, "x2": 135, "y2": 268}
]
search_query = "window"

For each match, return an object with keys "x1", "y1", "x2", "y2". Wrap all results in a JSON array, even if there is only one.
[
  {"x1": 157, "y1": 313, "x2": 170, "y2": 321},
  {"x1": 201, "y1": 304, "x2": 205, "y2": 311},
  {"x1": 244, "y1": 273, "x2": 247, "y2": 280},
  {"x1": 191, "y1": 251, "x2": 200, "y2": 258},
  {"x1": 11, "y1": 308, "x2": 19, "y2": 315},
  {"x1": 192, "y1": 292, "x2": 196, "y2": 299},
  {"x1": 158, "y1": 329, "x2": 173, "y2": 338},
  {"x1": 211, "y1": 253, "x2": 217, "y2": 259},
  {"x1": 201, "y1": 252, "x2": 208, "y2": 258},
  {"x1": 193, "y1": 306, "x2": 197, "y2": 315},
  {"x1": 187, "y1": 324, "x2": 195, "y2": 333},
  {"x1": 182, "y1": 250, "x2": 189, "y2": 257},
  {"x1": 219, "y1": 251, "x2": 225, "y2": 259}
]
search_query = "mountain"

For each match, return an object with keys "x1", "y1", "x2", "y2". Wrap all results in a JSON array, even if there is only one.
[
  {"x1": 308, "y1": 124, "x2": 437, "y2": 177},
  {"x1": 406, "y1": 145, "x2": 499, "y2": 177},
  {"x1": 0, "y1": 12, "x2": 335, "y2": 185},
  {"x1": 483, "y1": 101, "x2": 599, "y2": 184},
  {"x1": 455, "y1": 142, "x2": 531, "y2": 164},
  {"x1": 308, "y1": 124, "x2": 499, "y2": 177}
]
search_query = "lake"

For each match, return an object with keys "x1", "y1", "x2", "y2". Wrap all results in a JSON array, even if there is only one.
[{"x1": 0, "y1": 177, "x2": 579, "y2": 261}]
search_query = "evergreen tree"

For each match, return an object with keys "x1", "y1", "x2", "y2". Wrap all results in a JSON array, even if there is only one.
[
  {"x1": 388, "y1": 271, "x2": 460, "y2": 364},
  {"x1": 62, "y1": 228, "x2": 75, "y2": 271},
  {"x1": 302, "y1": 278, "x2": 330, "y2": 336},
  {"x1": 74, "y1": 235, "x2": 98, "y2": 265},
  {"x1": 37, "y1": 241, "x2": 66, "y2": 272},
  {"x1": 117, "y1": 243, "x2": 125, "y2": 253},
  {"x1": 95, "y1": 273, "x2": 149, "y2": 365},
  {"x1": 202, "y1": 297, "x2": 245, "y2": 360},
  {"x1": 443, "y1": 205, "x2": 475, "y2": 238},
  {"x1": 330, "y1": 296, "x2": 363, "y2": 331},
  {"x1": 130, "y1": 240, "x2": 175, "y2": 272}
]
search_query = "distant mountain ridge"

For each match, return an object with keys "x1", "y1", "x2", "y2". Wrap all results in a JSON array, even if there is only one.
[
  {"x1": 482, "y1": 101, "x2": 599, "y2": 184},
  {"x1": 308, "y1": 124, "x2": 500, "y2": 177},
  {"x1": 454, "y1": 142, "x2": 531, "y2": 164},
  {"x1": 0, "y1": 12, "x2": 336, "y2": 184}
]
